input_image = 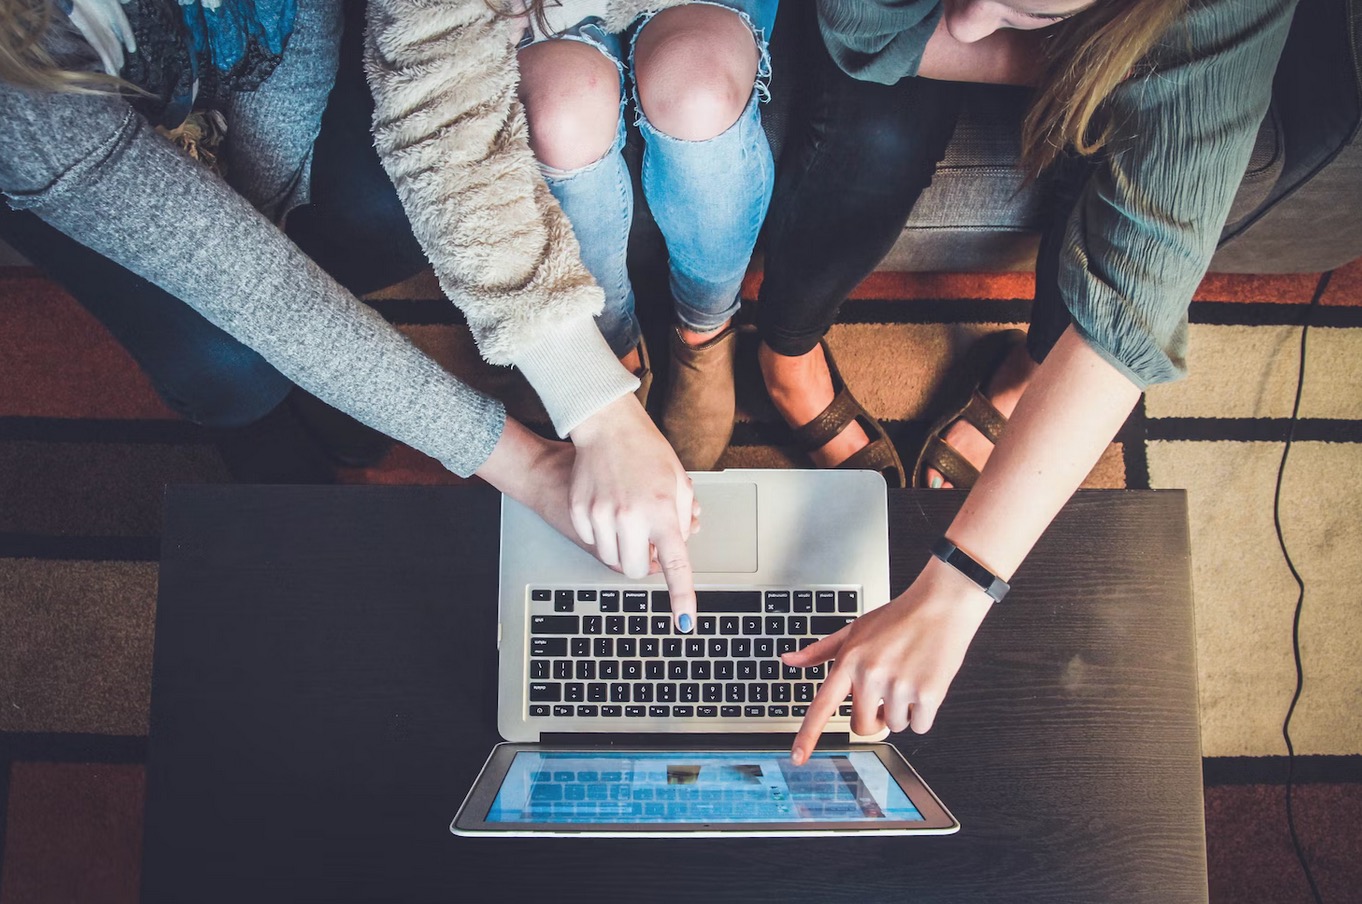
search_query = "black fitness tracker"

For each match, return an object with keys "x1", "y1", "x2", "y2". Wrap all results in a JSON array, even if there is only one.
[{"x1": 931, "y1": 538, "x2": 1010, "y2": 603}]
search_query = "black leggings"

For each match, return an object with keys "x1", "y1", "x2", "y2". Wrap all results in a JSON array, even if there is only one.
[{"x1": 758, "y1": 13, "x2": 1084, "y2": 363}]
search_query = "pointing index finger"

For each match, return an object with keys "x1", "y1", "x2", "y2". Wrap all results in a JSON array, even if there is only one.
[
  {"x1": 653, "y1": 525, "x2": 696, "y2": 634},
  {"x1": 791, "y1": 666, "x2": 851, "y2": 766}
]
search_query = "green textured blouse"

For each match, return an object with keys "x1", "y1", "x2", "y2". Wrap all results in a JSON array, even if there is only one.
[{"x1": 817, "y1": 0, "x2": 1299, "y2": 387}]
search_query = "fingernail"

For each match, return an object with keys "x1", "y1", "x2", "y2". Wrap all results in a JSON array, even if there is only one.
[
  {"x1": 678, "y1": 613, "x2": 693, "y2": 634},
  {"x1": 791, "y1": 747, "x2": 804, "y2": 764},
  {"x1": 929, "y1": 475, "x2": 943, "y2": 489}
]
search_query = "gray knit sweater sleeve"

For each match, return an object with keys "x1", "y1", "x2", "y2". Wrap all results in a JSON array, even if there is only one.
[
  {"x1": 1059, "y1": 0, "x2": 1298, "y2": 388},
  {"x1": 364, "y1": 0, "x2": 639, "y2": 437},
  {"x1": 0, "y1": 81, "x2": 507, "y2": 478}
]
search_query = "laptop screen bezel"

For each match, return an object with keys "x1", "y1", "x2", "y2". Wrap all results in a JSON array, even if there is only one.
[{"x1": 450, "y1": 741, "x2": 960, "y2": 837}]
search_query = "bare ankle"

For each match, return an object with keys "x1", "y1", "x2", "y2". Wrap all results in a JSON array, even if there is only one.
[{"x1": 678, "y1": 319, "x2": 732, "y2": 348}]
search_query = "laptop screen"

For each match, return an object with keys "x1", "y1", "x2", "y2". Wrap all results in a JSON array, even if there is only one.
[{"x1": 486, "y1": 750, "x2": 925, "y2": 825}]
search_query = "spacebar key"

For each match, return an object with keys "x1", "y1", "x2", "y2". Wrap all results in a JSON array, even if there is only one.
[{"x1": 695, "y1": 591, "x2": 762, "y2": 613}]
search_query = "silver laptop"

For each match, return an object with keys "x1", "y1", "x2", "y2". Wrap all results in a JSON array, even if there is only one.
[{"x1": 452, "y1": 469, "x2": 959, "y2": 836}]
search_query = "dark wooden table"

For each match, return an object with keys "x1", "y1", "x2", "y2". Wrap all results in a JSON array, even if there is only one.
[{"x1": 142, "y1": 485, "x2": 1207, "y2": 903}]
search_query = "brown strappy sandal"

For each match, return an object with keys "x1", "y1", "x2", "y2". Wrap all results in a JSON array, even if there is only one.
[
  {"x1": 912, "y1": 329, "x2": 1027, "y2": 489},
  {"x1": 788, "y1": 339, "x2": 907, "y2": 489}
]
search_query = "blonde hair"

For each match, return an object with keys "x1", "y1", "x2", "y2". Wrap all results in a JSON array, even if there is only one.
[
  {"x1": 1, "y1": 0, "x2": 123, "y2": 92},
  {"x1": 1023, "y1": 0, "x2": 1188, "y2": 174}
]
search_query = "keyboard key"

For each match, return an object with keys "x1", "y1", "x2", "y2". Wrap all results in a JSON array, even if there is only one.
[
  {"x1": 720, "y1": 616, "x2": 740, "y2": 635},
  {"x1": 602, "y1": 705, "x2": 622, "y2": 717},
  {"x1": 788, "y1": 616, "x2": 808, "y2": 635},
  {"x1": 530, "y1": 660, "x2": 548, "y2": 680},
  {"x1": 745, "y1": 705, "x2": 765, "y2": 718},
  {"x1": 650, "y1": 705, "x2": 671, "y2": 718},
  {"x1": 703, "y1": 683, "x2": 722, "y2": 702},
  {"x1": 793, "y1": 705, "x2": 809, "y2": 717},
  {"x1": 812, "y1": 616, "x2": 856, "y2": 635},
  {"x1": 691, "y1": 660, "x2": 712, "y2": 680},
  {"x1": 530, "y1": 683, "x2": 561, "y2": 701},
  {"x1": 697, "y1": 616, "x2": 717, "y2": 635},
  {"x1": 674, "y1": 705, "x2": 694, "y2": 717},
  {"x1": 742, "y1": 616, "x2": 762, "y2": 635},
  {"x1": 838, "y1": 591, "x2": 858, "y2": 613},
  {"x1": 815, "y1": 591, "x2": 836, "y2": 612},
  {"x1": 749, "y1": 683, "x2": 768, "y2": 702},
  {"x1": 531, "y1": 589, "x2": 552, "y2": 602},
  {"x1": 760, "y1": 661, "x2": 779, "y2": 681},
  {"x1": 685, "y1": 638, "x2": 705, "y2": 657},
  {"x1": 651, "y1": 590, "x2": 671, "y2": 612},
  {"x1": 531, "y1": 638, "x2": 567, "y2": 657},
  {"x1": 571, "y1": 637, "x2": 590, "y2": 657},
  {"x1": 645, "y1": 661, "x2": 665, "y2": 680},
  {"x1": 577, "y1": 705, "x2": 598, "y2": 717},
  {"x1": 622, "y1": 660, "x2": 642, "y2": 680},
  {"x1": 553, "y1": 660, "x2": 572, "y2": 679},
  {"x1": 755, "y1": 638, "x2": 775, "y2": 658},
  {"x1": 617, "y1": 638, "x2": 637, "y2": 657},
  {"x1": 720, "y1": 705, "x2": 741, "y2": 717},
  {"x1": 680, "y1": 683, "x2": 700, "y2": 703},
  {"x1": 766, "y1": 616, "x2": 785, "y2": 636},
  {"x1": 663, "y1": 638, "x2": 683, "y2": 657},
  {"x1": 601, "y1": 661, "x2": 619, "y2": 680},
  {"x1": 839, "y1": 704, "x2": 854, "y2": 716},
  {"x1": 650, "y1": 616, "x2": 671, "y2": 635},
  {"x1": 696, "y1": 590, "x2": 762, "y2": 613},
  {"x1": 795, "y1": 683, "x2": 815, "y2": 702},
  {"x1": 641, "y1": 638, "x2": 660, "y2": 657},
  {"x1": 628, "y1": 616, "x2": 648, "y2": 635},
  {"x1": 724, "y1": 684, "x2": 746, "y2": 703},
  {"x1": 657, "y1": 683, "x2": 677, "y2": 702},
  {"x1": 565, "y1": 683, "x2": 584, "y2": 702},
  {"x1": 626, "y1": 705, "x2": 646, "y2": 717},
  {"x1": 623, "y1": 591, "x2": 649, "y2": 612},
  {"x1": 764, "y1": 591, "x2": 791, "y2": 612},
  {"x1": 593, "y1": 638, "x2": 613, "y2": 658},
  {"x1": 668, "y1": 661, "x2": 688, "y2": 680},
  {"x1": 769, "y1": 705, "x2": 790, "y2": 717},
  {"x1": 732, "y1": 638, "x2": 752, "y2": 657},
  {"x1": 530, "y1": 704, "x2": 551, "y2": 717},
  {"x1": 806, "y1": 663, "x2": 826, "y2": 680},
  {"x1": 793, "y1": 591, "x2": 814, "y2": 613},
  {"x1": 553, "y1": 704, "x2": 573, "y2": 717},
  {"x1": 737, "y1": 661, "x2": 757, "y2": 681},
  {"x1": 577, "y1": 589, "x2": 598, "y2": 602},
  {"x1": 772, "y1": 684, "x2": 791, "y2": 702},
  {"x1": 600, "y1": 591, "x2": 620, "y2": 612},
  {"x1": 610, "y1": 683, "x2": 629, "y2": 702},
  {"x1": 606, "y1": 616, "x2": 625, "y2": 635},
  {"x1": 554, "y1": 590, "x2": 574, "y2": 612},
  {"x1": 583, "y1": 616, "x2": 603, "y2": 635},
  {"x1": 698, "y1": 706, "x2": 718, "y2": 717},
  {"x1": 588, "y1": 683, "x2": 607, "y2": 702},
  {"x1": 783, "y1": 663, "x2": 802, "y2": 680},
  {"x1": 708, "y1": 638, "x2": 728, "y2": 658},
  {"x1": 633, "y1": 684, "x2": 653, "y2": 703},
  {"x1": 715, "y1": 661, "x2": 735, "y2": 680}
]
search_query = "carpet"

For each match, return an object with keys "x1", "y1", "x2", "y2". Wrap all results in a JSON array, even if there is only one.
[{"x1": 1, "y1": 262, "x2": 1360, "y2": 902}]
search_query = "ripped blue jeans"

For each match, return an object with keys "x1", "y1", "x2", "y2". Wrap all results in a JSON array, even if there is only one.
[{"x1": 533, "y1": 0, "x2": 778, "y2": 358}]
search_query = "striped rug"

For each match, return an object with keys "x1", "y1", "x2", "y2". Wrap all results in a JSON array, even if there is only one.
[{"x1": 1, "y1": 262, "x2": 1359, "y2": 901}]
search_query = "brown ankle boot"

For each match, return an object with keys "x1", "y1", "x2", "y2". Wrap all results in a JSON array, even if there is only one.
[{"x1": 661, "y1": 325, "x2": 738, "y2": 470}]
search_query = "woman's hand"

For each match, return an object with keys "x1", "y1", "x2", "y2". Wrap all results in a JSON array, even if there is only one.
[
  {"x1": 568, "y1": 394, "x2": 699, "y2": 631},
  {"x1": 783, "y1": 558, "x2": 994, "y2": 764}
]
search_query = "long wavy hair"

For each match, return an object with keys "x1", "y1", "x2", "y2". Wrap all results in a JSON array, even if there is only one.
[
  {"x1": 1022, "y1": 0, "x2": 1189, "y2": 173},
  {"x1": 0, "y1": 0, "x2": 126, "y2": 91}
]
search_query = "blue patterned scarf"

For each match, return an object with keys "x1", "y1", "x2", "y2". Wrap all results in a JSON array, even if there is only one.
[{"x1": 62, "y1": 0, "x2": 298, "y2": 126}]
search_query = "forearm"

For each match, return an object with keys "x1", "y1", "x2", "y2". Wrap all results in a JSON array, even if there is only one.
[
  {"x1": 364, "y1": 0, "x2": 635, "y2": 436},
  {"x1": 943, "y1": 326, "x2": 1141, "y2": 581},
  {"x1": 0, "y1": 88, "x2": 507, "y2": 477}
]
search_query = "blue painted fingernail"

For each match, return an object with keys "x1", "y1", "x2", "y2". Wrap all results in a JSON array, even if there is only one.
[
  {"x1": 929, "y1": 475, "x2": 943, "y2": 489},
  {"x1": 678, "y1": 613, "x2": 693, "y2": 634}
]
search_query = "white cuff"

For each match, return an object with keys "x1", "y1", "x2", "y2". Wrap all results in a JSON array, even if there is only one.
[{"x1": 510, "y1": 315, "x2": 639, "y2": 437}]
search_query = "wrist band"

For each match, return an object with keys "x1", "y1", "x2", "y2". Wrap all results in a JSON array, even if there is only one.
[{"x1": 931, "y1": 538, "x2": 1010, "y2": 603}]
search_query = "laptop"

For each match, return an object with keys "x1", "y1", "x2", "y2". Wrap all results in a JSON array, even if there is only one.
[{"x1": 452, "y1": 469, "x2": 959, "y2": 836}]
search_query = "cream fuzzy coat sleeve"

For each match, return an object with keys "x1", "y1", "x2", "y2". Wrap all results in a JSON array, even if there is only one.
[{"x1": 364, "y1": 0, "x2": 685, "y2": 436}]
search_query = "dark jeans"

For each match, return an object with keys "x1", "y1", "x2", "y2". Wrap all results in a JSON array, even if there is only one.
[
  {"x1": 0, "y1": 1, "x2": 424, "y2": 429},
  {"x1": 757, "y1": 12, "x2": 1084, "y2": 364}
]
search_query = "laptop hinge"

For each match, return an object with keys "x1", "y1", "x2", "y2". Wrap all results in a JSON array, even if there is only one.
[{"x1": 538, "y1": 732, "x2": 852, "y2": 749}]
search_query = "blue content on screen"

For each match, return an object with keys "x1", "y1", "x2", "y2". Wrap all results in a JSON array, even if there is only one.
[{"x1": 486, "y1": 751, "x2": 925, "y2": 824}]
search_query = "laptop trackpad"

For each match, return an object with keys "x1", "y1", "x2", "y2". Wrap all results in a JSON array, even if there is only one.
[{"x1": 688, "y1": 481, "x2": 758, "y2": 574}]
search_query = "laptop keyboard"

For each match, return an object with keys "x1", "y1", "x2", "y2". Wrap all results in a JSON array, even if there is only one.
[{"x1": 526, "y1": 587, "x2": 859, "y2": 720}]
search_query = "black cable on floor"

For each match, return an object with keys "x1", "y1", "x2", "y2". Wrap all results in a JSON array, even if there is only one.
[{"x1": 1273, "y1": 270, "x2": 1331, "y2": 904}]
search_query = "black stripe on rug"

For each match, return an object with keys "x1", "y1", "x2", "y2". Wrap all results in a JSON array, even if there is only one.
[
  {"x1": 0, "y1": 733, "x2": 147, "y2": 764},
  {"x1": 0, "y1": 533, "x2": 160, "y2": 562},
  {"x1": 0, "y1": 417, "x2": 211, "y2": 444},
  {"x1": 1204, "y1": 755, "x2": 1362, "y2": 786},
  {"x1": 1147, "y1": 418, "x2": 1362, "y2": 443}
]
